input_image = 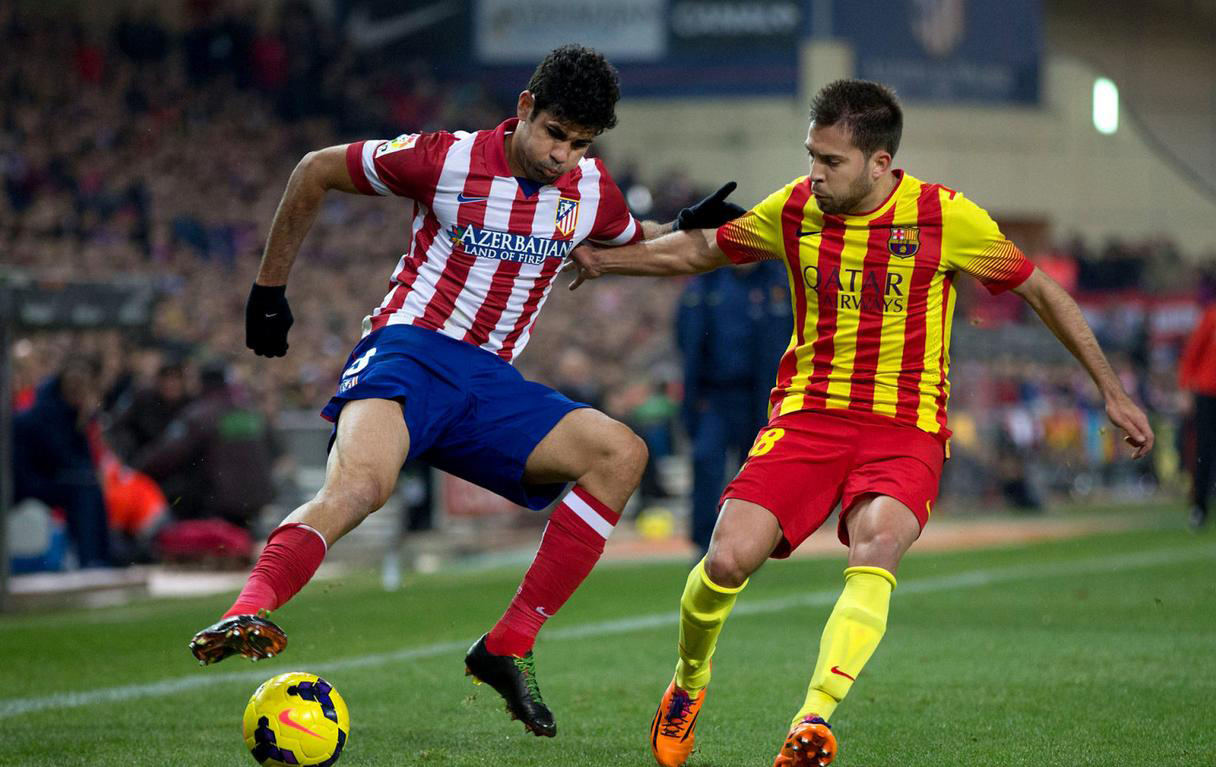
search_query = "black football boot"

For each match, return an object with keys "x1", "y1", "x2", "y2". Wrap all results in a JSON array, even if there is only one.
[{"x1": 464, "y1": 634, "x2": 556, "y2": 737}]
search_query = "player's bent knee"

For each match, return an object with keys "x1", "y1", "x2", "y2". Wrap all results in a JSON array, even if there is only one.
[
  {"x1": 618, "y1": 429, "x2": 649, "y2": 478},
  {"x1": 319, "y1": 473, "x2": 395, "y2": 522},
  {"x1": 591, "y1": 421, "x2": 648, "y2": 483},
  {"x1": 849, "y1": 530, "x2": 910, "y2": 569},
  {"x1": 703, "y1": 549, "x2": 749, "y2": 589}
]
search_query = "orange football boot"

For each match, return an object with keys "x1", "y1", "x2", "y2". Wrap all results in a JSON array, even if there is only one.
[
  {"x1": 772, "y1": 715, "x2": 837, "y2": 767},
  {"x1": 649, "y1": 678, "x2": 706, "y2": 767}
]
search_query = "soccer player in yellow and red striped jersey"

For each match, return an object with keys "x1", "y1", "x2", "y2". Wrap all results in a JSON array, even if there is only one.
[{"x1": 569, "y1": 80, "x2": 1154, "y2": 767}]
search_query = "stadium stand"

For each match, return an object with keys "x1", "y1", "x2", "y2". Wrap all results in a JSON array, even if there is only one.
[{"x1": 2, "y1": 3, "x2": 1209, "y2": 575}]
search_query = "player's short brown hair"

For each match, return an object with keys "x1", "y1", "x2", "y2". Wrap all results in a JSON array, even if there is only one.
[
  {"x1": 527, "y1": 45, "x2": 620, "y2": 134},
  {"x1": 809, "y1": 79, "x2": 903, "y2": 158}
]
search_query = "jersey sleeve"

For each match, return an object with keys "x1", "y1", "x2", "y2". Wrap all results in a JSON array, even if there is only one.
[
  {"x1": 1179, "y1": 308, "x2": 1216, "y2": 392},
  {"x1": 941, "y1": 192, "x2": 1034, "y2": 294},
  {"x1": 587, "y1": 160, "x2": 643, "y2": 245},
  {"x1": 714, "y1": 182, "x2": 794, "y2": 264},
  {"x1": 345, "y1": 132, "x2": 453, "y2": 201}
]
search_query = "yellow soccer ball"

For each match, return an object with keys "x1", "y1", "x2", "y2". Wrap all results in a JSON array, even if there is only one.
[
  {"x1": 242, "y1": 672, "x2": 350, "y2": 766},
  {"x1": 636, "y1": 506, "x2": 675, "y2": 540}
]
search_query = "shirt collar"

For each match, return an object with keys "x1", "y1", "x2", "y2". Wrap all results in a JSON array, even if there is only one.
[
  {"x1": 844, "y1": 169, "x2": 905, "y2": 221},
  {"x1": 485, "y1": 117, "x2": 518, "y2": 178}
]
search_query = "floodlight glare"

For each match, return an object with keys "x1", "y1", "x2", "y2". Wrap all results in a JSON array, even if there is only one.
[{"x1": 1093, "y1": 77, "x2": 1118, "y2": 135}]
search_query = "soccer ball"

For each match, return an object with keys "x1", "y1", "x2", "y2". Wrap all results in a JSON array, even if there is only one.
[{"x1": 242, "y1": 672, "x2": 350, "y2": 766}]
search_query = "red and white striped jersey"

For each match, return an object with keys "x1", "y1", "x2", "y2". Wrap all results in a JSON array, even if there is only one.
[{"x1": 344, "y1": 118, "x2": 643, "y2": 363}]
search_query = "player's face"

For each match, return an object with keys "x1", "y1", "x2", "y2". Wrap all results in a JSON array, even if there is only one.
[
  {"x1": 805, "y1": 122, "x2": 890, "y2": 215},
  {"x1": 510, "y1": 92, "x2": 596, "y2": 184}
]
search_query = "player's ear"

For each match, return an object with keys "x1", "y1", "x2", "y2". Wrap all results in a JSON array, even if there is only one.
[
  {"x1": 517, "y1": 91, "x2": 535, "y2": 121},
  {"x1": 870, "y1": 149, "x2": 892, "y2": 179}
]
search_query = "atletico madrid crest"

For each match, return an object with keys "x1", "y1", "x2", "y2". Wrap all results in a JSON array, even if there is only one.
[
  {"x1": 888, "y1": 226, "x2": 920, "y2": 257},
  {"x1": 555, "y1": 197, "x2": 579, "y2": 238}
]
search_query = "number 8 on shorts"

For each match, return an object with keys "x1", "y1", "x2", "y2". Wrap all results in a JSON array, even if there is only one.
[{"x1": 748, "y1": 428, "x2": 786, "y2": 458}]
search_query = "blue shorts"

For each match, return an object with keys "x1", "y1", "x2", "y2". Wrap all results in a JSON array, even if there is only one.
[{"x1": 321, "y1": 324, "x2": 586, "y2": 510}]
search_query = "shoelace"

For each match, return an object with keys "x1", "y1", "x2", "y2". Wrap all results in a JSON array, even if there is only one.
[
  {"x1": 801, "y1": 715, "x2": 831, "y2": 730},
  {"x1": 661, "y1": 691, "x2": 694, "y2": 736},
  {"x1": 513, "y1": 653, "x2": 545, "y2": 704}
]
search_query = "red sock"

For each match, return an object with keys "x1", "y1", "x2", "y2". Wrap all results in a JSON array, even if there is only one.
[
  {"x1": 222, "y1": 523, "x2": 328, "y2": 619},
  {"x1": 485, "y1": 487, "x2": 620, "y2": 657}
]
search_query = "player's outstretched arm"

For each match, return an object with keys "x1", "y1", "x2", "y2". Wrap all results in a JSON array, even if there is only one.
[
  {"x1": 246, "y1": 145, "x2": 359, "y2": 357},
  {"x1": 255, "y1": 146, "x2": 359, "y2": 286},
  {"x1": 566, "y1": 229, "x2": 730, "y2": 290},
  {"x1": 1013, "y1": 267, "x2": 1155, "y2": 458},
  {"x1": 637, "y1": 181, "x2": 748, "y2": 240}
]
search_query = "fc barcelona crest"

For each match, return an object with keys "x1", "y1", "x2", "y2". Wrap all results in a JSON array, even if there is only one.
[
  {"x1": 888, "y1": 226, "x2": 920, "y2": 258},
  {"x1": 555, "y1": 197, "x2": 579, "y2": 238}
]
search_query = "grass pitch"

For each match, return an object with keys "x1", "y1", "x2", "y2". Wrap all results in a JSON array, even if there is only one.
[{"x1": 1, "y1": 520, "x2": 1214, "y2": 766}]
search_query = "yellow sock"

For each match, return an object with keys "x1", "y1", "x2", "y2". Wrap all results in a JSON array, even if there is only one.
[
  {"x1": 794, "y1": 566, "x2": 896, "y2": 725},
  {"x1": 674, "y1": 558, "x2": 747, "y2": 696}
]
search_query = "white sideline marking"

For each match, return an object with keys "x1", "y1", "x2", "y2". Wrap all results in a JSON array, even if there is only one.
[{"x1": 1, "y1": 544, "x2": 1211, "y2": 720}]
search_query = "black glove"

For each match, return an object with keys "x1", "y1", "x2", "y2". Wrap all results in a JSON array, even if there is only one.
[
  {"x1": 674, "y1": 181, "x2": 747, "y2": 230},
  {"x1": 245, "y1": 283, "x2": 293, "y2": 357}
]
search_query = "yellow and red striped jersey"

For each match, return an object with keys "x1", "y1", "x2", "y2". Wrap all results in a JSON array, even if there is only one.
[{"x1": 716, "y1": 171, "x2": 1033, "y2": 439}]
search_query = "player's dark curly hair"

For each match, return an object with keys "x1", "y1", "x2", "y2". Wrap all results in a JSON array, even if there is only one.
[
  {"x1": 527, "y1": 45, "x2": 620, "y2": 134},
  {"x1": 809, "y1": 79, "x2": 903, "y2": 158}
]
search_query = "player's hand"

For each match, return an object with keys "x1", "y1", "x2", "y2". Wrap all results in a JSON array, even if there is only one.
[
  {"x1": 1105, "y1": 392, "x2": 1154, "y2": 459},
  {"x1": 565, "y1": 244, "x2": 605, "y2": 291},
  {"x1": 674, "y1": 181, "x2": 746, "y2": 230},
  {"x1": 245, "y1": 283, "x2": 293, "y2": 357}
]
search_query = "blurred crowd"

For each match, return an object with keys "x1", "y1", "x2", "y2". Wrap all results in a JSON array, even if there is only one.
[
  {"x1": 0, "y1": 2, "x2": 707, "y2": 569},
  {"x1": 942, "y1": 255, "x2": 1214, "y2": 513},
  {"x1": 3, "y1": 3, "x2": 1213, "y2": 572}
]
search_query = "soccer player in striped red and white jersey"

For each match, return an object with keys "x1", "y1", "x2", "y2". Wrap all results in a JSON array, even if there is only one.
[
  {"x1": 187, "y1": 46, "x2": 744, "y2": 739},
  {"x1": 570, "y1": 80, "x2": 1155, "y2": 766}
]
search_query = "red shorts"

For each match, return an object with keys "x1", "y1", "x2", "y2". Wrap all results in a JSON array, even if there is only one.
[{"x1": 721, "y1": 408, "x2": 945, "y2": 557}]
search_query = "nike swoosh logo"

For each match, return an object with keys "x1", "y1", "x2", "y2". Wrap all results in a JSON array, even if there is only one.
[
  {"x1": 830, "y1": 666, "x2": 856, "y2": 681},
  {"x1": 681, "y1": 709, "x2": 700, "y2": 741},
  {"x1": 456, "y1": 193, "x2": 489, "y2": 204},
  {"x1": 278, "y1": 708, "x2": 323, "y2": 739},
  {"x1": 264, "y1": 312, "x2": 278, "y2": 318},
  {"x1": 798, "y1": 230, "x2": 821, "y2": 237},
  {"x1": 346, "y1": 4, "x2": 461, "y2": 50},
  {"x1": 534, "y1": 606, "x2": 553, "y2": 618}
]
